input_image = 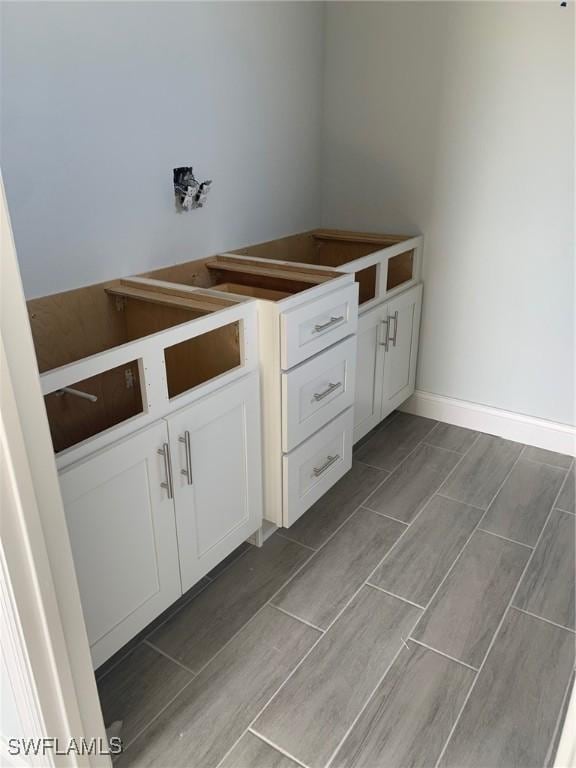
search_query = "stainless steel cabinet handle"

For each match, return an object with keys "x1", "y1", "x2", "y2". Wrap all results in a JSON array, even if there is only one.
[
  {"x1": 379, "y1": 317, "x2": 390, "y2": 350},
  {"x1": 312, "y1": 454, "x2": 340, "y2": 477},
  {"x1": 314, "y1": 315, "x2": 344, "y2": 333},
  {"x1": 179, "y1": 431, "x2": 193, "y2": 485},
  {"x1": 313, "y1": 381, "x2": 342, "y2": 402},
  {"x1": 389, "y1": 311, "x2": 399, "y2": 347},
  {"x1": 157, "y1": 443, "x2": 174, "y2": 499}
]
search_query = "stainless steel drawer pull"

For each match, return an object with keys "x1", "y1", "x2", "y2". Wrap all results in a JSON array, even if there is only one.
[
  {"x1": 314, "y1": 315, "x2": 344, "y2": 333},
  {"x1": 389, "y1": 311, "x2": 399, "y2": 347},
  {"x1": 179, "y1": 431, "x2": 193, "y2": 485},
  {"x1": 379, "y1": 318, "x2": 390, "y2": 350},
  {"x1": 313, "y1": 454, "x2": 340, "y2": 477},
  {"x1": 313, "y1": 381, "x2": 342, "y2": 402},
  {"x1": 158, "y1": 443, "x2": 174, "y2": 499}
]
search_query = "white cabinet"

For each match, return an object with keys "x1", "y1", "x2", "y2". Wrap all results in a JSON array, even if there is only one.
[
  {"x1": 59, "y1": 420, "x2": 181, "y2": 668},
  {"x1": 381, "y1": 284, "x2": 423, "y2": 413},
  {"x1": 353, "y1": 284, "x2": 423, "y2": 444},
  {"x1": 59, "y1": 372, "x2": 263, "y2": 667},
  {"x1": 353, "y1": 307, "x2": 386, "y2": 443},
  {"x1": 166, "y1": 371, "x2": 263, "y2": 592}
]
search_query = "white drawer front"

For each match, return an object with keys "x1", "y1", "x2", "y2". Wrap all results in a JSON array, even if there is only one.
[
  {"x1": 282, "y1": 407, "x2": 353, "y2": 527},
  {"x1": 280, "y1": 283, "x2": 358, "y2": 369},
  {"x1": 281, "y1": 336, "x2": 357, "y2": 452}
]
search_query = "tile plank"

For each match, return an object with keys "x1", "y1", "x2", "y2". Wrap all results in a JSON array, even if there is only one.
[
  {"x1": 556, "y1": 466, "x2": 575, "y2": 513},
  {"x1": 354, "y1": 413, "x2": 437, "y2": 471},
  {"x1": 117, "y1": 607, "x2": 319, "y2": 768},
  {"x1": 425, "y1": 423, "x2": 479, "y2": 454},
  {"x1": 148, "y1": 534, "x2": 311, "y2": 671},
  {"x1": 370, "y1": 495, "x2": 483, "y2": 606},
  {"x1": 439, "y1": 610, "x2": 575, "y2": 768},
  {"x1": 254, "y1": 587, "x2": 421, "y2": 768},
  {"x1": 481, "y1": 459, "x2": 566, "y2": 546},
  {"x1": 282, "y1": 462, "x2": 389, "y2": 549},
  {"x1": 522, "y1": 446, "x2": 573, "y2": 470},
  {"x1": 363, "y1": 444, "x2": 460, "y2": 523},
  {"x1": 272, "y1": 509, "x2": 405, "y2": 629},
  {"x1": 220, "y1": 733, "x2": 301, "y2": 768},
  {"x1": 97, "y1": 643, "x2": 193, "y2": 747},
  {"x1": 439, "y1": 434, "x2": 523, "y2": 509},
  {"x1": 513, "y1": 509, "x2": 575, "y2": 629},
  {"x1": 412, "y1": 531, "x2": 530, "y2": 667},
  {"x1": 332, "y1": 643, "x2": 475, "y2": 768}
]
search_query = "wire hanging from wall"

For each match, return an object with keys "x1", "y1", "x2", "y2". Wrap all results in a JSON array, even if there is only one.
[{"x1": 173, "y1": 167, "x2": 212, "y2": 211}]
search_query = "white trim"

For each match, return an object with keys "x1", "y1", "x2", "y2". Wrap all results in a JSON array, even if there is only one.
[
  {"x1": 401, "y1": 390, "x2": 576, "y2": 457},
  {"x1": 554, "y1": 678, "x2": 576, "y2": 768}
]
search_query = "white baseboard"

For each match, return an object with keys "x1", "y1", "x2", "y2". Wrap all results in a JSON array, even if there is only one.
[{"x1": 401, "y1": 390, "x2": 576, "y2": 457}]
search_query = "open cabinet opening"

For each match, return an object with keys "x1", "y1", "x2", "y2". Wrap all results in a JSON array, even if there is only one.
[
  {"x1": 28, "y1": 281, "x2": 245, "y2": 452},
  {"x1": 231, "y1": 230, "x2": 415, "y2": 303},
  {"x1": 145, "y1": 255, "x2": 342, "y2": 303}
]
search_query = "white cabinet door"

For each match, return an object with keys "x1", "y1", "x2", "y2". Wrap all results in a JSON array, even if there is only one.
[
  {"x1": 353, "y1": 304, "x2": 386, "y2": 444},
  {"x1": 381, "y1": 283, "x2": 423, "y2": 417},
  {"x1": 59, "y1": 421, "x2": 181, "y2": 668},
  {"x1": 167, "y1": 372, "x2": 263, "y2": 593}
]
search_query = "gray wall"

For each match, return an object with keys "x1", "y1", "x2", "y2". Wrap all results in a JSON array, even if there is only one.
[
  {"x1": 321, "y1": 2, "x2": 574, "y2": 426},
  {"x1": 1, "y1": 1, "x2": 324, "y2": 297},
  {"x1": 2, "y1": 2, "x2": 574, "y2": 426}
]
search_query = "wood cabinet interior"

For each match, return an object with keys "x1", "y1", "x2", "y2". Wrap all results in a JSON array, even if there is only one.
[
  {"x1": 28, "y1": 279, "x2": 245, "y2": 453},
  {"x1": 44, "y1": 361, "x2": 143, "y2": 453},
  {"x1": 232, "y1": 229, "x2": 416, "y2": 303},
  {"x1": 386, "y1": 250, "x2": 414, "y2": 291},
  {"x1": 145, "y1": 254, "x2": 343, "y2": 303}
]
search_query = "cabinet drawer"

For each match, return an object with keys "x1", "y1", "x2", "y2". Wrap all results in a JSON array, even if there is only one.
[
  {"x1": 282, "y1": 407, "x2": 353, "y2": 527},
  {"x1": 281, "y1": 336, "x2": 357, "y2": 452},
  {"x1": 280, "y1": 283, "x2": 358, "y2": 369}
]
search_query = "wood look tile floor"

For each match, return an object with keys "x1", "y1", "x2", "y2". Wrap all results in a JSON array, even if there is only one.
[{"x1": 97, "y1": 414, "x2": 575, "y2": 768}]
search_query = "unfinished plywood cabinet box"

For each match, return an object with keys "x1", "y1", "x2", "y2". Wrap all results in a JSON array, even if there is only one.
[{"x1": 28, "y1": 227, "x2": 423, "y2": 666}]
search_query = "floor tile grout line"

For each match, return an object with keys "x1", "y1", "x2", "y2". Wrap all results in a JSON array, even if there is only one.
[
  {"x1": 554, "y1": 505, "x2": 576, "y2": 515},
  {"x1": 545, "y1": 669, "x2": 576, "y2": 768},
  {"x1": 509, "y1": 606, "x2": 576, "y2": 635},
  {"x1": 324, "y1": 611, "x2": 425, "y2": 768},
  {"x1": 271, "y1": 604, "x2": 326, "y2": 633},
  {"x1": 274, "y1": 531, "x2": 318, "y2": 551},
  {"x1": 360, "y1": 506, "x2": 409, "y2": 527},
  {"x1": 476, "y1": 528, "x2": 534, "y2": 550},
  {"x1": 420, "y1": 442, "x2": 464, "y2": 455},
  {"x1": 356, "y1": 419, "x2": 442, "y2": 502},
  {"x1": 406, "y1": 637, "x2": 480, "y2": 672},
  {"x1": 361, "y1": 434, "x2": 484, "y2": 587},
  {"x1": 365, "y1": 581, "x2": 425, "y2": 610},
  {"x1": 119, "y1": 675, "x2": 197, "y2": 753},
  {"x1": 520, "y1": 456, "x2": 572, "y2": 472},
  {"x1": 142, "y1": 639, "x2": 199, "y2": 676},
  {"x1": 219, "y1": 492, "x2": 438, "y2": 768},
  {"x1": 432, "y1": 462, "x2": 573, "y2": 768},
  {"x1": 246, "y1": 729, "x2": 312, "y2": 768},
  {"x1": 96, "y1": 580, "x2": 214, "y2": 684},
  {"x1": 434, "y1": 492, "x2": 486, "y2": 511},
  {"x1": 408, "y1": 445, "x2": 527, "y2": 652}
]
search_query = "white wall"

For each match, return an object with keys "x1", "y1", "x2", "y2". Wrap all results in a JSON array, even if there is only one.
[
  {"x1": 321, "y1": 2, "x2": 574, "y2": 426},
  {"x1": 1, "y1": 1, "x2": 324, "y2": 298}
]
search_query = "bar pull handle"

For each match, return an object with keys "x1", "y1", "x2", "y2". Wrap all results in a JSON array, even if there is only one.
[
  {"x1": 379, "y1": 317, "x2": 389, "y2": 350},
  {"x1": 179, "y1": 431, "x2": 193, "y2": 485},
  {"x1": 314, "y1": 315, "x2": 344, "y2": 333},
  {"x1": 312, "y1": 454, "x2": 340, "y2": 477},
  {"x1": 388, "y1": 311, "x2": 399, "y2": 347},
  {"x1": 157, "y1": 443, "x2": 174, "y2": 499},
  {"x1": 313, "y1": 381, "x2": 342, "y2": 402}
]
